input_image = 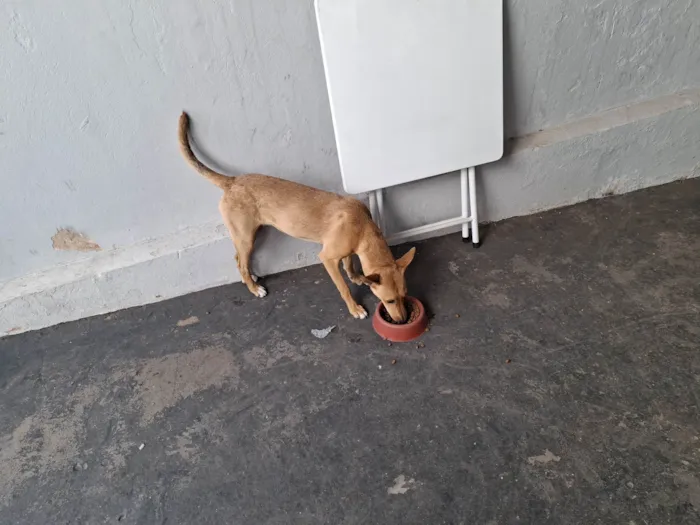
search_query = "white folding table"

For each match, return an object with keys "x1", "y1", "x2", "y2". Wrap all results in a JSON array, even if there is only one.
[{"x1": 315, "y1": 0, "x2": 503, "y2": 246}]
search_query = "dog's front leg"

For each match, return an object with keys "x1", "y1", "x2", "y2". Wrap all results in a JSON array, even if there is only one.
[
  {"x1": 342, "y1": 255, "x2": 365, "y2": 286},
  {"x1": 320, "y1": 254, "x2": 368, "y2": 319}
]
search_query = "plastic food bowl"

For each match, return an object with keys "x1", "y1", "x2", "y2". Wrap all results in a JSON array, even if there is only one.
[{"x1": 372, "y1": 296, "x2": 428, "y2": 342}]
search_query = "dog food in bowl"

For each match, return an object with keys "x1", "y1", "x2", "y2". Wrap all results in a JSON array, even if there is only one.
[{"x1": 379, "y1": 302, "x2": 420, "y2": 324}]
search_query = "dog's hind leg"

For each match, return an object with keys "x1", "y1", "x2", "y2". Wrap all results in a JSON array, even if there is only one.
[
  {"x1": 235, "y1": 253, "x2": 258, "y2": 282},
  {"x1": 234, "y1": 237, "x2": 266, "y2": 297},
  {"x1": 220, "y1": 200, "x2": 266, "y2": 298}
]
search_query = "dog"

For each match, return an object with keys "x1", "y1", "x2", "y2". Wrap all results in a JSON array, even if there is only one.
[{"x1": 178, "y1": 112, "x2": 415, "y2": 322}]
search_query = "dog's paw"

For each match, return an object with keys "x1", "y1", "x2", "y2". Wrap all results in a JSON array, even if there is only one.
[
  {"x1": 350, "y1": 304, "x2": 368, "y2": 319},
  {"x1": 251, "y1": 274, "x2": 258, "y2": 282},
  {"x1": 253, "y1": 285, "x2": 267, "y2": 298}
]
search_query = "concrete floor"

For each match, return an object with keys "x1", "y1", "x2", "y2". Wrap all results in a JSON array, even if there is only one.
[{"x1": 1, "y1": 180, "x2": 699, "y2": 524}]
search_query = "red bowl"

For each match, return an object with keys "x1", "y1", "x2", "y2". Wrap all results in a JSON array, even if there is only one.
[{"x1": 372, "y1": 296, "x2": 428, "y2": 342}]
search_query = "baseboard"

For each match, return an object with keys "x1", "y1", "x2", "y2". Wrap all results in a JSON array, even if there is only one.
[{"x1": 2, "y1": 90, "x2": 699, "y2": 337}]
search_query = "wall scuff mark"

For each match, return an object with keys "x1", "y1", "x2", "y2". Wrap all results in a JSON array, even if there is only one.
[{"x1": 52, "y1": 228, "x2": 101, "y2": 252}]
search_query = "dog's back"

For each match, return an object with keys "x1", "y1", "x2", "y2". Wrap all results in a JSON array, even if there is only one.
[{"x1": 227, "y1": 174, "x2": 370, "y2": 244}]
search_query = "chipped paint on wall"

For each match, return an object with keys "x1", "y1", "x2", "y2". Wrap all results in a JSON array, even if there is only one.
[{"x1": 51, "y1": 228, "x2": 101, "y2": 252}]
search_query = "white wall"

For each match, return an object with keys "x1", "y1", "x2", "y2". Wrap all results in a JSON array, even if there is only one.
[
  {"x1": 2, "y1": 0, "x2": 699, "y2": 335},
  {"x1": 1, "y1": 1, "x2": 339, "y2": 282}
]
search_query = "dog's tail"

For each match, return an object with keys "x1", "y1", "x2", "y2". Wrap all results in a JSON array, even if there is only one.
[{"x1": 178, "y1": 112, "x2": 233, "y2": 190}]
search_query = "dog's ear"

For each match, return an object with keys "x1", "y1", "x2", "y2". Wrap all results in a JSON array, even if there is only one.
[
  {"x1": 395, "y1": 247, "x2": 416, "y2": 272},
  {"x1": 360, "y1": 273, "x2": 381, "y2": 286}
]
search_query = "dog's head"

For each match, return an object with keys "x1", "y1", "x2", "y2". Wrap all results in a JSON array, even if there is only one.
[{"x1": 361, "y1": 247, "x2": 416, "y2": 323}]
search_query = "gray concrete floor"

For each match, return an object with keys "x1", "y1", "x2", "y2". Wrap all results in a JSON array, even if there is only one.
[{"x1": 1, "y1": 180, "x2": 700, "y2": 524}]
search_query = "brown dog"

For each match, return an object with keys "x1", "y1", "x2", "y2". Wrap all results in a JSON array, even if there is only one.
[{"x1": 178, "y1": 112, "x2": 416, "y2": 322}]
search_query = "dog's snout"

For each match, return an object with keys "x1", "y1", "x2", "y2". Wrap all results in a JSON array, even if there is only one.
[
  {"x1": 387, "y1": 300, "x2": 407, "y2": 323},
  {"x1": 398, "y1": 303, "x2": 407, "y2": 322}
]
